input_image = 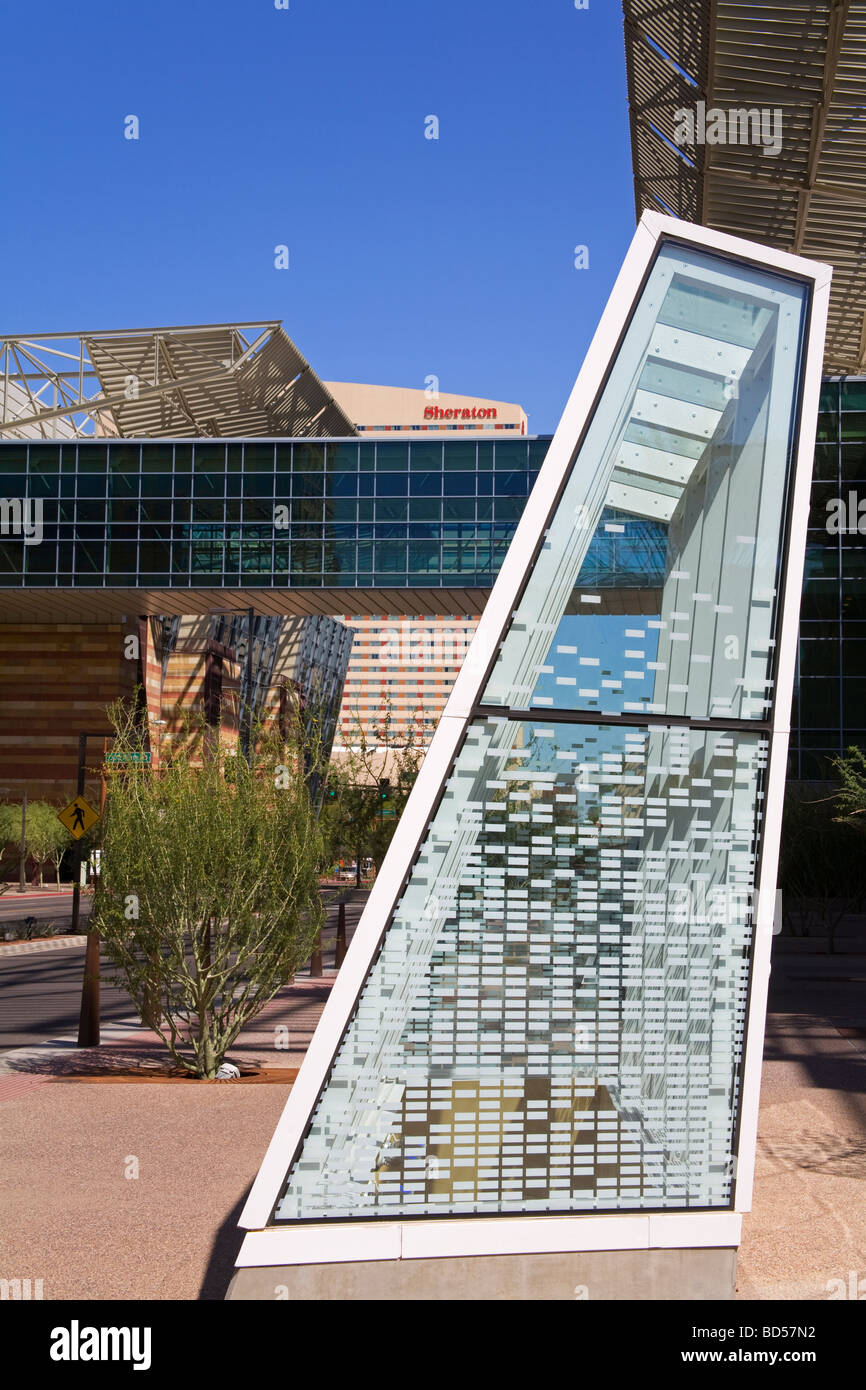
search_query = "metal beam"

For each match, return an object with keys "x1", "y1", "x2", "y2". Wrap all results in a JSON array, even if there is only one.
[{"x1": 793, "y1": 0, "x2": 851, "y2": 253}]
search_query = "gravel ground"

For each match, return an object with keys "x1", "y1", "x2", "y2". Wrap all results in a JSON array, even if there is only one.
[{"x1": 0, "y1": 1081, "x2": 289, "y2": 1300}]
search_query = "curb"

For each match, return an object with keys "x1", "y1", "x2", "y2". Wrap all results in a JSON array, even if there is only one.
[{"x1": 0, "y1": 936, "x2": 87, "y2": 956}]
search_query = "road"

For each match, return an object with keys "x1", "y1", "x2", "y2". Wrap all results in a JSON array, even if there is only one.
[
  {"x1": 0, "y1": 890, "x2": 361, "y2": 1051},
  {"x1": 0, "y1": 890, "x2": 92, "y2": 938},
  {"x1": 0, "y1": 941, "x2": 134, "y2": 1049}
]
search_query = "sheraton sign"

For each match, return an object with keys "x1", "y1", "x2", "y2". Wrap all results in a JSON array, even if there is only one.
[{"x1": 423, "y1": 405, "x2": 497, "y2": 421}]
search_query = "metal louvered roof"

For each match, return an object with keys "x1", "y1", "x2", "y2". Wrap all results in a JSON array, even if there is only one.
[
  {"x1": 0, "y1": 322, "x2": 356, "y2": 439},
  {"x1": 624, "y1": 0, "x2": 866, "y2": 372}
]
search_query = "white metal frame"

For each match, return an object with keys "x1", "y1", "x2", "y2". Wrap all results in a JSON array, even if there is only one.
[{"x1": 237, "y1": 212, "x2": 831, "y2": 1266}]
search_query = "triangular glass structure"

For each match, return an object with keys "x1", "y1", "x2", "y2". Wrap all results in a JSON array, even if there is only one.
[{"x1": 242, "y1": 215, "x2": 829, "y2": 1234}]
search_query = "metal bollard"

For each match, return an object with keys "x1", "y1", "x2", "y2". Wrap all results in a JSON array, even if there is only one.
[
  {"x1": 334, "y1": 900, "x2": 347, "y2": 968},
  {"x1": 309, "y1": 929, "x2": 323, "y2": 978}
]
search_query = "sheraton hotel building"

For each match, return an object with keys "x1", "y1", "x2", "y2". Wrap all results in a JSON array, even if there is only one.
[{"x1": 2, "y1": 9, "x2": 866, "y2": 799}]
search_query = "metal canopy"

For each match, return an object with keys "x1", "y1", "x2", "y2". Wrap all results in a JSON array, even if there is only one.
[
  {"x1": 623, "y1": 0, "x2": 866, "y2": 372},
  {"x1": 0, "y1": 322, "x2": 356, "y2": 440}
]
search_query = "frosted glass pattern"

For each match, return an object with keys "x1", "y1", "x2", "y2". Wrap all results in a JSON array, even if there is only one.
[{"x1": 278, "y1": 719, "x2": 766, "y2": 1219}]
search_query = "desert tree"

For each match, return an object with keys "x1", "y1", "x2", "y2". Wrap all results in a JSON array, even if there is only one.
[
  {"x1": 23, "y1": 801, "x2": 70, "y2": 889},
  {"x1": 91, "y1": 695, "x2": 325, "y2": 1078}
]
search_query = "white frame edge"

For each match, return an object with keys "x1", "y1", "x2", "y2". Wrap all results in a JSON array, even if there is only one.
[
  {"x1": 236, "y1": 1212, "x2": 743, "y2": 1266},
  {"x1": 239, "y1": 211, "x2": 832, "y2": 1249},
  {"x1": 732, "y1": 265, "x2": 831, "y2": 1211}
]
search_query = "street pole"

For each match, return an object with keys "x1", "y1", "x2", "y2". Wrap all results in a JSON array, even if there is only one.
[
  {"x1": 75, "y1": 732, "x2": 99, "y2": 1047},
  {"x1": 241, "y1": 606, "x2": 254, "y2": 763},
  {"x1": 309, "y1": 930, "x2": 323, "y2": 978},
  {"x1": 17, "y1": 786, "x2": 26, "y2": 892},
  {"x1": 335, "y1": 900, "x2": 347, "y2": 968}
]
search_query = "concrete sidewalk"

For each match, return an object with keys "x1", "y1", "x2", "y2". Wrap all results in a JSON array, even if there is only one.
[{"x1": 736, "y1": 952, "x2": 866, "y2": 1300}]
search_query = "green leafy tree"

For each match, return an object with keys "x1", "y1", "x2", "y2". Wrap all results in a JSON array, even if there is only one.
[
  {"x1": 832, "y1": 745, "x2": 866, "y2": 828},
  {"x1": 24, "y1": 801, "x2": 71, "y2": 889},
  {"x1": 91, "y1": 697, "x2": 325, "y2": 1078}
]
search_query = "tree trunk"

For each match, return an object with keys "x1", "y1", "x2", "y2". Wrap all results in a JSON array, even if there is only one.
[
  {"x1": 198, "y1": 920, "x2": 218, "y2": 1077},
  {"x1": 200, "y1": 1032, "x2": 217, "y2": 1080}
]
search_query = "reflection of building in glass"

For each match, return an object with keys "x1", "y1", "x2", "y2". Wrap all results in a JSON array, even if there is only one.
[{"x1": 160, "y1": 614, "x2": 352, "y2": 757}]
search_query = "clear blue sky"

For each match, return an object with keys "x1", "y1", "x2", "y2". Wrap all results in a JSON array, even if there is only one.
[{"x1": 0, "y1": 0, "x2": 637, "y2": 434}]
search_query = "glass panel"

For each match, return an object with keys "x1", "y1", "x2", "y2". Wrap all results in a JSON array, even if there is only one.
[
  {"x1": 483, "y1": 244, "x2": 809, "y2": 721},
  {"x1": 409, "y1": 443, "x2": 442, "y2": 471},
  {"x1": 840, "y1": 381, "x2": 866, "y2": 411},
  {"x1": 813, "y1": 443, "x2": 839, "y2": 480},
  {"x1": 409, "y1": 472, "x2": 443, "y2": 497},
  {"x1": 277, "y1": 718, "x2": 766, "y2": 1220},
  {"x1": 447, "y1": 472, "x2": 477, "y2": 496},
  {"x1": 799, "y1": 638, "x2": 840, "y2": 678},
  {"x1": 410, "y1": 499, "x2": 441, "y2": 521},
  {"x1": 375, "y1": 444, "x2": 409, "y2": 472},
  {"x1": 375, "y1": 473, "x2": 408, "y2": 497},
  {"x1": 243, "y1": 443, "x2": 276, "y2": 471},
  {"x1": 76, "y1": 476, "x2": 107, "y2": 499},
  {"x1": 0, "y1": 447, "x2": 26, "y2": 475},
  {"x1": 242, "y1": 473, "x2": 274, "y2": 497},
  {"x1": 442, "y1": 441, "x2": 476, "y2": 471},
  {"x1": 819, "y1": 381, "x2": 840, "y2": 412},
  {"x1": 841, "y1": 443, "x2": 866, "y2": 480},
  {"x1": 815, "y1": 413, "x2": 837, "y2": 444},
  {"x1": 192, "y1": 444, "x2": 226, "y2": 470},
  {"x1": 76, "y1": 445, "x2": 108, "y2": 473},
  {"x1": 27, "y1": 445, "x2": 60, "y2": 475},
  {"x1": 325, "y1": 474, "x2": 358, "y2": 498},
  {"x1": 327, "y1": 443, "x2": 359, "y2": 471}
]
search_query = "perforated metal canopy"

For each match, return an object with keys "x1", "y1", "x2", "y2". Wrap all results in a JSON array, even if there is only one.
[
  {"x1": 624, "y1": 0, "x2": 866, "y2": 372},
  {"x1": 0, "y1": 322, "x2": 356, "y2": 439}
]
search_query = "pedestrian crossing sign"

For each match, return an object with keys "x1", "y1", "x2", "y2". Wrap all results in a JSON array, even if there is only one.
[{"x1": 57, "y1": 796, "x2": 100, "y2": 840}]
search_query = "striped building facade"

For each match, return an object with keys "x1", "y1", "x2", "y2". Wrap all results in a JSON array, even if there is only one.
[{"x1": 334, "y1": 614, "x2": 480, "y2": 748}]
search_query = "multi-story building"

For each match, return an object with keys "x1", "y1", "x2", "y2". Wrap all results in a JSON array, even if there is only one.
[
  {"x1": 3, "y1": 320, "x2": 866, "y2": 788},
  {"x1": 334, "y1": 613, "x2": 478, "y2": 747}
]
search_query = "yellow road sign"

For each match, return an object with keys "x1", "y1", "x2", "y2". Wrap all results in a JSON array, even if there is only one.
[{"x1": 58, "y1": 796, "x2": 100, "y2": 840}]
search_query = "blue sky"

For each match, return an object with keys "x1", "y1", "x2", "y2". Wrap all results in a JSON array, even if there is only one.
[{"x1": 0, "y1": 0, "x2": 636, "y2": 434}]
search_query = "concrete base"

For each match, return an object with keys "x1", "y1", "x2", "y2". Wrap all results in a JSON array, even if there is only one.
[{"x1": 226, "y1": 1246, "x2": 737, "y2": 1300}]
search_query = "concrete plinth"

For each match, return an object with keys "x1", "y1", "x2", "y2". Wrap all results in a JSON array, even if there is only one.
[{"x1": 226, "y1": 1246, "x2": 737, "y2": 1300}]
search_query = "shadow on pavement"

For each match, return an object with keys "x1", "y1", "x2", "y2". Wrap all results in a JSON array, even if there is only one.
[{"x1": 199, "y1": 1186, "x2": 253, "y2": 1300}]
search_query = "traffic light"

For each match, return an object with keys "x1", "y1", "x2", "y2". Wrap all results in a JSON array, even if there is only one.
[{"x1": 379, "y1": 778, "x2": 391, "y2": 802}]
